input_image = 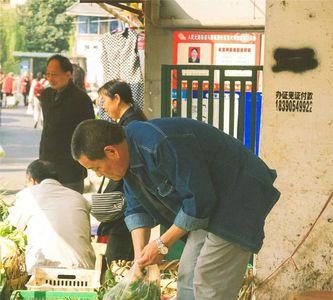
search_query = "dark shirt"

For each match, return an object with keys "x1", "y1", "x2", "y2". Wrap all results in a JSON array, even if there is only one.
[
  {"x1": 123, "y1": 118, "x2": 280, "y2": 253},
  {"x1": 40, "y1": 81, "x2": 95, "y2": 183}
]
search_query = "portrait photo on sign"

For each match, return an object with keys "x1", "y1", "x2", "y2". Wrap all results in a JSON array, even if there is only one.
[{"x1": 188, "y1": 47, "x2": 200, "y2": 63}]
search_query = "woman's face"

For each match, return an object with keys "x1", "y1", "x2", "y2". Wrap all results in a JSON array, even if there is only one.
[
  {"x1": 191, "y1": 49, "x2": 198, "y2": 61},
  {"x1": 100, "y1": 91, "x2": 120, "y2": 121}
]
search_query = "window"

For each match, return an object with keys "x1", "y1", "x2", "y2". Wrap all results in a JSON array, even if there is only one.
[
  {"x1": 89, "y1": 17, "x2": 98, "y2": 34},
  {"x1": 78, "y1": 16, "x2": 89, "y2": 34},
  {"x1": 77, "y1": 16, "x2": 124, "y2": 35},
  {"x1": 99, "y1": 18, "x2": 109, "y2": 34},
  {"x1": 77, "y1": 16, "x2": 98, "y2": 34},
  {"x1": 109, "y1": 19, "x2": 123, "y2": 33}
]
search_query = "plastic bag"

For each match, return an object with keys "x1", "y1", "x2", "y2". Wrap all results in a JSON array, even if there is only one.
[{"x1": 103, "y1": 263, "x2": 161, "y2": 300}]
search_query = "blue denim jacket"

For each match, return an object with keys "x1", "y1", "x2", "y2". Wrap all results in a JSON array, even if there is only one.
[{"x1": 123, "y1": 118, "x2": 280, "y2": 253}]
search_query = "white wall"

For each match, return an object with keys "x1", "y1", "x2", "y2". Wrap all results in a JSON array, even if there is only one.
[
  {"x1": 156, "y1": 0, "x2": 265, "y2": 28},
  {"x1": 145, "y1": 0, "x2": 266, "y2": 118},
  {"x1": 258, "y1": 1, "x2": 333, "y2": 298}
]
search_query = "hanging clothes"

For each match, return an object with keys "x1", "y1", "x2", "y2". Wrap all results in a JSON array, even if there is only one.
[
  {"x1": 137, "y1": 32, "x2": 145, "y2": 78},
  {"x1": 100, "y1": 29, "x2": 144, "y2": 109}
]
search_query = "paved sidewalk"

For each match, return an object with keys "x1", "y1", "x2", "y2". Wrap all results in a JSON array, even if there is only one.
[{"x1": 0, "y1": 105, "x2": 40, "y2": 194}]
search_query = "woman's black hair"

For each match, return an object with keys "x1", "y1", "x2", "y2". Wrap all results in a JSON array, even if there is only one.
[
  {"x1": 98, "y1": 79, "x2": 134, "y2": 104},
  {"x1": 72, "y1": 64, "x2": 86, "y2": 91}
]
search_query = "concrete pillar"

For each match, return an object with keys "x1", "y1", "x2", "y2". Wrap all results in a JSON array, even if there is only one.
[
  {"x1": 144, "y1": 2, "x2": 173, "y2": 119},
  {"x1": 257, "y1": 1, "x2": 333, "y2": 299}
]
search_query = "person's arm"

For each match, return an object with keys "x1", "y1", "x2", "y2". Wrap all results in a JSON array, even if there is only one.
[
  {"x1": 123, "y1": 180, "x2": 156, "y2": 257},
  {"x1": 160, "y1": 224, "x2": 187, "y2": 248},
  {"x1": 136, "y1": 224, "x2": 186, "y2": 267},
  {"x1": 131, "y1": 227, "x2": 151, "y2": 260}
]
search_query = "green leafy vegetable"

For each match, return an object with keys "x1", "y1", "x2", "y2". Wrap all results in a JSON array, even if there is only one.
[
  {"x1": 104, "y1": 278, "x2": 160, "y2": 300},
  {"x1": 96, "y1": 268, "x2": 118, "y2": 300},
  {"x1": 0, "y1": 200, "x2": 9, "y2": 222},
  {"x1": 0, "y1": 221, "x2": 27, "y2": 252}
]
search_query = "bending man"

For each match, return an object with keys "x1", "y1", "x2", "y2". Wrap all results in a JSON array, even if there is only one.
[
  {"x1": 71, "y1": 118, "x2": 280, "y2": 300},
  {"x1": 7, "y1": 159, "x2": 95, "y2": 274}
]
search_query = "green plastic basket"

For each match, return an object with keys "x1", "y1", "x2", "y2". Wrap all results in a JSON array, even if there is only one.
[{"x1": 10, "y1": 290, "x2": 98, "y2": 300}]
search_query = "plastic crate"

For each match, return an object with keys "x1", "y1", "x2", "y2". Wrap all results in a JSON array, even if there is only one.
[
  {"x1": 26, "y1": 268, "x2": 100, "y2": 292},
  {"x1": 10, "y1": 290, "x2": 98, "y2": 299}
]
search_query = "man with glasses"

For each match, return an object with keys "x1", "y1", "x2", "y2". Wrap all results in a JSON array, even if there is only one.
[{"x1": 40, "y1": 54, "x2": 95, "y2": 193}]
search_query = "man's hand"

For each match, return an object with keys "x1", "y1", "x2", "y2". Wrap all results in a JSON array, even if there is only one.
[
  {"x1": 136, "y1": 224, "x2": 187, "y2": 267},
  {"x1": 136, "y1": 240, "x2": 164, "y2": 267}
]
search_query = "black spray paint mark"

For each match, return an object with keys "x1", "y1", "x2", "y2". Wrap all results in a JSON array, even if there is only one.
[{"x1": 272, "y1": 48, "x2": 318, "y2": 73}]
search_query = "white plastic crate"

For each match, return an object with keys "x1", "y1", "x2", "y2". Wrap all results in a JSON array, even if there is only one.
[{"x1": 26, "y1": 267, "x2": 100, "y2": 292}]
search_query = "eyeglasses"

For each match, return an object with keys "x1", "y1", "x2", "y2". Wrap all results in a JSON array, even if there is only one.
[{"x1": 45, "y1": 72, "x2": 62, "y2": 78}]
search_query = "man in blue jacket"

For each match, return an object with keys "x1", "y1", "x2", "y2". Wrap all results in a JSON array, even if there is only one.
[{"x1": 71, "y1": 118, "x2": 280, "y2": 300}]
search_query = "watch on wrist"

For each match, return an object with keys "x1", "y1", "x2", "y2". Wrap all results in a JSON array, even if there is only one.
[{"x1": 156, "y1": 238, "x2": 169, "y2": 255}]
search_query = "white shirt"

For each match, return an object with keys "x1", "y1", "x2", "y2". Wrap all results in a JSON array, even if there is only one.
[{"x1": 7, "y1": 179, "x2": 95, "y2": 274}]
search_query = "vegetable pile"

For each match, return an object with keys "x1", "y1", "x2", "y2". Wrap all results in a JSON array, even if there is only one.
[
  {"x1": 96, "y1": 268, "x2": 118, "y2": 300},
  {"x1": 104, "y1": 278, "x2": 160, "y2": 300},
  {"x1": 0, "y1": 198, "x2": 28, "y2": 299},
  {"x1": 103, "y1": 264, "x2": 161, "y2": 300},
  {"x1": 0, "y1": 199, "x2": 9, "y2": 221},
  {"x1": 0, "y1": 221, "x2": 27, "y2": 253}
]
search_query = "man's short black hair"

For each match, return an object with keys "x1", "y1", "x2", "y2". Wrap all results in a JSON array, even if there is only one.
[
  {"x1": 47, "y1": 54, "x2": 73, "y2": 74},
  {"x1": 26, "y1": 160, "x2": 59, "y2": 183},
  {"x1": 71, "y1": 119, "x2": 126, "y2": 161}
]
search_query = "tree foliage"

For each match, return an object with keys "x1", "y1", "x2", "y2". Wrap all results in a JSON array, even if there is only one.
[
  {"x1": 23, "y1": 0, "x2": 76, "y2": 53},
  {"x1": 0, "y1": 7, "x2": 25, "y2": 73},
  {"x1": 0, "y1": 0, "x2": 75, "y2": 73}
]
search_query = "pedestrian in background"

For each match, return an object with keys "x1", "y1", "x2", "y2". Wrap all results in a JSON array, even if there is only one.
[
  {"x1": 29, "y1": 72, "x2": 47, "y2": 128},
  {"x1": 0, "y1": 69, "x2": 5, "y2": 107},
  {"x1": 2, "y1": 72, "x2": 14, "y2": 108},
  {"x1": 21, "y1": 73, "x2": 31, "y2": 106},
  {"x1": 40, "y1": 54, "x2": 95, "y2": 193}
]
